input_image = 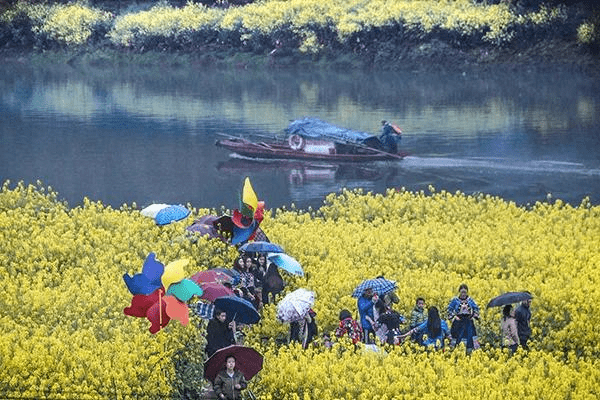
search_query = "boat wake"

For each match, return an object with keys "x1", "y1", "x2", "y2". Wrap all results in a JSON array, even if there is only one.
[{"x1": 401, "y1": 156, "x2": 600, "y2": 177}]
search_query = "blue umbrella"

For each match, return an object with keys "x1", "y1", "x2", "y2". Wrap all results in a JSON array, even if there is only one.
[
  {"x1": 155, "y1": 205, "x2": 190, "y2": 226},
  {"x1": 213, "y1": 295, "x2": 260, "y2": 325},
  {"x1": 239, "y1": 241, "x2": 284, "y2": 254},
  {"x1": 352, "y1": 278, "x2": 397, "y2": 298},
  {"x1": 268, "y1": 253, "x2": 304, "y2": 277}
]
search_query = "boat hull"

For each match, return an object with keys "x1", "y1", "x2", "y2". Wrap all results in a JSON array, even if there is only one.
[{"x1": 215, "y1": 139, "x2": 406, "y2": 162}]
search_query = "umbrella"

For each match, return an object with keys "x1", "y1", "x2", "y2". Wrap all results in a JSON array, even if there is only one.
[
  {"x1": 211, "y1": 268, "x2": 241, "y2": 286},
  {"x1": 352, "y1": 278, "x2": 397, "y2": 298},
  {"x1": 204, "y1": 345, "x2": 263, "y2": 382},
  {"x1": 196, "y1": 215, "x2": 219, "y2": 225},
  {"x1": 268, "y1": 253, "x2": 304, "y2": 276},
  {"x1": 200, "y1": 282, "x2": 235, "y2": 302},
  {"x1": 190, "y1": 270, "x2": 235, "y2": 285},
  {"x1": 140, "y1": 203, "x2": 169, "y2": 218},
  {"x1": 276, "y1": 288, "x2": 315, "y2": 322},
  {"x1": 213, "y1": 295, "x2": 260, "y2": 325},
  {"x1": 239, "y1": 241, "x2": 283, "y2": 254},
  {"x1": 155, "y1": 205, "x2": 190, "y2": 226},
  {"x1": 487, "y1": 292, "x2": 533, "y2": 308},
  {"x1": 186, "y1": 221, "x2": 219, "y2": 238}
]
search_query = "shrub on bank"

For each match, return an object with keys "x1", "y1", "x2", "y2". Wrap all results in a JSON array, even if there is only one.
[
  {"x1": 0, "y1": 0, "x2": 597, "y2": 59},
  {"x1": 2, "y1": 181, "x2": 599, "y2": 399}
]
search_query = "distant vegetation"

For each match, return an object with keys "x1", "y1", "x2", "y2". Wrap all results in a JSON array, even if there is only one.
[{"x1": 0, "y1": 0, "x2": 598, "y2": 68}]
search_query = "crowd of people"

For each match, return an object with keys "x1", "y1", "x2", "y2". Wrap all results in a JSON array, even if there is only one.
[
  {"x1": 338, "y1": 283, "x2": 533, "y2": 353},
  {"x1": 204, "y1": 252, "x2": 288, "y2": 356},
  {"x1": 204, "y1": 256, "x2": 533, "y2": 398}
]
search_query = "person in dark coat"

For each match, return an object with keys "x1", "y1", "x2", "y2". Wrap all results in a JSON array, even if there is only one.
[
  {"x1": 253, "y1": 254, "x2": 268, "y2": 290},
  {"x1": 213, "y1": 355, "x2": 247, "y2": 400},
  {"x1": 289, "y1": 309, "x2": 318, "y2": 349},
  {"x1": 262, "y1": 262, "x2": 284, "y2": 304},
  {"x1": 205, "y1": 309, "x2": 236, "y2": 357},
  {"x1": 378, "y1": 120, "x2": 401, "y2": 153},
  {"x1": 515, "y1": 296, "x2": 533, "y2": 350}
]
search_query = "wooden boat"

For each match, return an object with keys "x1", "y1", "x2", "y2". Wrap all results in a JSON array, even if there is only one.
[
  {"x1": 216, "y1": 117, "x2": 407, "y2": 162},
  {"x1": 215, "y1": 137, "x2": 407, "y2": 162}
]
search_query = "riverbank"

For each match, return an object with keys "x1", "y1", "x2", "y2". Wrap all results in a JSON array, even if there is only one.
[
  {"x1": 1, "y1": 0, "x2": 598, "y2": 73},
  {"x1": 1, "y1": 38, "x2": 597, "y2": 75}
]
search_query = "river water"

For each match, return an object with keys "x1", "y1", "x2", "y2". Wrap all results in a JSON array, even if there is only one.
[{"x1": 1, "y1": 63, "x2": 599, "y2": 211}]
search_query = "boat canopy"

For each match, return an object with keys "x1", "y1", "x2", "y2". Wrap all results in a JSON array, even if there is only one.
[{"x1": 286, "y1": 117, "x2": 377, "y2": 146}]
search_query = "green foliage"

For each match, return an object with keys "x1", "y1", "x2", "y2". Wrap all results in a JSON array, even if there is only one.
[{"x1": 0, "y1": 0, "x2": 592, "y2": 57}]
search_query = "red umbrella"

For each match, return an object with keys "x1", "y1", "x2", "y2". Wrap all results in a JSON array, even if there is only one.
[
  {"x1": 200, "y1": 282, "x2": 235, "y2": 302},
  {"x1": 204, "y1": 345, "x2": 263, "y2": 382},
  {"x1": 190, "y1": 270, "x2": 234, "y2": 285}
]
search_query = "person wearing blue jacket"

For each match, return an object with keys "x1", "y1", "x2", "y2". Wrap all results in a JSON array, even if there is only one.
[
  {"x1": 401, "y1": 306, "x2": 450, "y2": 349},
  {"x1": 357, "y1": 288, "x2": 377, "y2": 344},
  {"x1": 447, "y1": 283, "x2": 481, "y2": 350}
]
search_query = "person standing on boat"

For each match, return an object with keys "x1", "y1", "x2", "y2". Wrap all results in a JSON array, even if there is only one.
[{"x1": 378, "y1": 120, "x2": 402, "y2": 154}]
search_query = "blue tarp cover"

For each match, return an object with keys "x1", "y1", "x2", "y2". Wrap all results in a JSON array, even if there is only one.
[{"x1": 286, "y1": 117, "x2": 376, "y2": 145}]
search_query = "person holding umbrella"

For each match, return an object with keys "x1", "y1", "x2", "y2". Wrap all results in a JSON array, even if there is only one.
[
  {"x1": 213, "y1": 355, "x2": 248, "y2": 400},
  {"x1": 486, "y1": 291, "x2": 533, "y2": 351},
  {"x1": 501, "y1": 305, "x2": 520, "y2": 353},
  {"x1": 206, "y1": 309, "x2": 236, "y2": 357}
]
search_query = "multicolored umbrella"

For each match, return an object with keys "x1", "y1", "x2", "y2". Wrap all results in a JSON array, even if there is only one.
[
  {"x1": 123, "y1": 254, "x2": 201, "y2": 334},
  {"x1": 204, "y1": 345, "x2": 263, "y2": 382},
  {"x1": 276, "y1": 288, "x2": 315, "y2": 322},
  {"x1": 352, "y1": 278, "x2": 397, "y2": 298},
  {"x1": 213, "y1": 295, "x2": 260, "y2": 325}
]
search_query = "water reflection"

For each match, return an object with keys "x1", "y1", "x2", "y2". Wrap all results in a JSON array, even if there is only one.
[{"x1": 1, "y1": 63, "x2": 599, "y2": 209}]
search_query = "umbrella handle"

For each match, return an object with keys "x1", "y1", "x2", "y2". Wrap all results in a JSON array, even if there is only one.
[{"x1": 230, "y1": 312, "x2": 237, "y2": 330}]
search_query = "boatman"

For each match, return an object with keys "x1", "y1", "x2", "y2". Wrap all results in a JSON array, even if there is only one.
[{"x1": 378, "y1": 120, "x2": 402, "y2": 153}]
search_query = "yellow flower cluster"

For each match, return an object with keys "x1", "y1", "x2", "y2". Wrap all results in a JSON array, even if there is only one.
[
  {"x1": 109, "y1": 2, "x2": 224, "y2": 46},
  {"x1": 577, "y1": 21, "x2": 596, "y2": 44},
  {"x1": 36, "y1": 2, "x2": 112, "y2": 46},
  {"x1": 2, "y1": 180, "x2": 600, "y2": 399}
]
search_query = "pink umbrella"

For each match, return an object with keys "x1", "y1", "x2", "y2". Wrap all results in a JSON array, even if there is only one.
[{"x1": 200, "y1": 282, "x2": 235, "y2": 302}]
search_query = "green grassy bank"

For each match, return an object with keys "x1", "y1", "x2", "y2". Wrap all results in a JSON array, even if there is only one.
[{"x1": 0, "y1": 0, "x2": 598, "y2": 71}]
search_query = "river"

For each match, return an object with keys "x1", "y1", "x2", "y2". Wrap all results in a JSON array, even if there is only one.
[{"x1": 1, "y1": 63, "x2": 599, "y2": 211}]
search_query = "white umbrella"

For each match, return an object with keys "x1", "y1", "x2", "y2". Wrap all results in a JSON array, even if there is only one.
[
  {"x1": 276, "y1": 288, "x2": 315, "y2": 323},
  {"x1": 140, "y1": 203, "x2": 170, "y2": 218}
]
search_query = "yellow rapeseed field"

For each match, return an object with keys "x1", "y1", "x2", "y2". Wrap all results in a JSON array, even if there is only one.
[{"x1": 1, "y1": 181, "x2": 599, "y2": 399}]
